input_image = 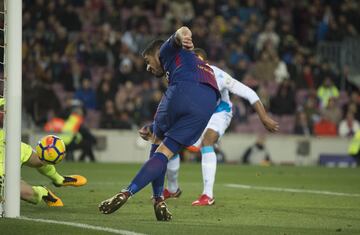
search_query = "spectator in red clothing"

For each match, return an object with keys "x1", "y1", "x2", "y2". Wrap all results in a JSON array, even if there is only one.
[
  {"x1": 313, "y1": 114, "x2": 337, "y2": 136},
  {"x1": 302, "y1": 65, "x2": 315, "y2": 89}
]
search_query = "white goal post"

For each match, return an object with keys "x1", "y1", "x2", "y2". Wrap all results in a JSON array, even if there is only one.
[{"x1": 0, "y1": 0, "x2": 22, "y2": 218}]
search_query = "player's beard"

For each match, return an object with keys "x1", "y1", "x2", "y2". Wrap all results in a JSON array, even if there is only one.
[{"x1": 154, "y1": 69, "x2": 165, "y2": 78}]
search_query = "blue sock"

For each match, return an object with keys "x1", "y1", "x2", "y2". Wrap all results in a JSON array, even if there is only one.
[
  {"x1": 149, "y1": 144, "x2": 166, "y2": 198},
  {"x1": 149, "y1": 144, "x2": 158, "y2": 159},
  {"x1": 127, "y1": 152, "x2": 168, "y2": 195}
]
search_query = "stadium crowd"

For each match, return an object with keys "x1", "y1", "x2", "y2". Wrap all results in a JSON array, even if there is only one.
[{"x1": 21, "y1": 0, "x2": 360, "y2": 137}]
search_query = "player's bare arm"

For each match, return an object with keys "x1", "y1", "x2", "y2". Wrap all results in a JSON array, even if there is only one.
[
  {"x1": 218, "y1": 71, "x2": 279, "y2": 133},
  {"x1": 175, "y1": 26, "x2": 194, "y2": 50},
  {"x1": 253, "y1": 101, "x2": 279, "y2": 132}
]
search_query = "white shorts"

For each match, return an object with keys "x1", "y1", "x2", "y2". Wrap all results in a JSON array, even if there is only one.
[
  {"x1": 206, "y1": 111, "x2": 232, "y2": 137},
  {"x1": 191, "y1": 111, "x2": 232, "y2": 148}
]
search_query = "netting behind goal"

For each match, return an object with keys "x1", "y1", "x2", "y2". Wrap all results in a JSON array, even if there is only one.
[{"x1": 0, "y1": 0, "x2": 5, "y2": 217}]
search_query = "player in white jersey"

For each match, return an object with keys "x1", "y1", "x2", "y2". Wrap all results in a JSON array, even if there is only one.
[{"x1": 163, "y1": 48, "x2": 279, "y2": 206}]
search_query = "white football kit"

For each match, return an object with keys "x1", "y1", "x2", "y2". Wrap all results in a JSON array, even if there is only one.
[{"x1": 194, "y1": 65, "x2": 260, "y2": 144}]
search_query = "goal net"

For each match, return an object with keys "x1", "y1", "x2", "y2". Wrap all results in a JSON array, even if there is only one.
[{"x1": 0, "y1": 0, "x2": 5, "y2": 217}]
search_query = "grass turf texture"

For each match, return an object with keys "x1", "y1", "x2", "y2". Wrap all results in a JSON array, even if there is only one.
[{"x1": 1, "y1": 163, "x2": 359, "y2": 235}]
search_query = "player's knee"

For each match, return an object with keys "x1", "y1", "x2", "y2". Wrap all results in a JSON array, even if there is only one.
[
  {"x1": 202, "y1": 129, "x2": 219, "y2": 147},
  {"x1": 20, "y1": 187, "x2": 34, "y2": 201},
  {"x1": 202, "y1": 138, "x2": 215, "y2": 147},
  {"x1": 201, "y1": 135, "x2": 217, "y2": 146},
  {"x1": 158, "y1": 137, "x2": 182, "y2": 159}
]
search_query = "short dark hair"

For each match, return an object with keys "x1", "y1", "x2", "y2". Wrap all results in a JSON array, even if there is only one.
[
  {"x1": 142, "y1": 39, "x2": 164, "y2": 56},
  {"x1": 193, "y1": 48, "x2": 207, "y2": 61}
]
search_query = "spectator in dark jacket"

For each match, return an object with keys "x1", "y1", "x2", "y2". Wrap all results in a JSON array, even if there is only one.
[{"x1": 270, "y1": 81, "x2": 296, "y2": 115}]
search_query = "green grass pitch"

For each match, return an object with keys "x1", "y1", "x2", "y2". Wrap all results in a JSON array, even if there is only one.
[{"x1": 1, "y1": 162, "x2": 360, "y2": 235}]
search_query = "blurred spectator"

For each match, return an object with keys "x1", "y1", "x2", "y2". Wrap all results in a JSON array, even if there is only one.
[
  {"x1": 294, "y1": 111, "x2": 313, "y2": 136},
  {"x1": 338, "y1": 112, "x2": 360, "y2": 138},
  {"x1": 97, "y1": 81, "x2": 115, "y2": 110},
  {"x1": 274, "y1": 55, "x2": 290, "y2": 83},
  {"x1": 269, "y1": 81, "x2": 296, "y2": 115},
  {"x1": 63, "y1": 61, "x2": 91, "y2": 92},
  {"x1": 313, "y1": 114, "x2": 337, "y2": 136},
  {"x1": 231, "y1": 96, "x2": 249, "y2": 125},
  {"x1": 99, "y1": 100, "x2": 119, "y2": 129},
  {"x1": 348, "y1": 130, "x2": 360, "y2": 166},
  {"x1": 19, "y1": 0, "x2": 360, "y2": 132},
  {"x1": 342, "y1": 66, "x2": 359, "y2": 95},
  {"x1": 256, "y1": 20, "x2": 280, "y2": 52},
  {"x1": 167, "y1": 0, "x2": 194, "y2": 25},
  {"x1": 76, "y1": 124, "x2": 97, "y2": 162},
  {"x1": 75, "y1": 79, "x2": 97, "y2": 110},
  {"x1": 256, "y1": 84, "x2": 270, "y2": 110},
  {"x1": 116, "y1": 58, "x2": 136, "y2": 84},
  {"x1": 317, "y1": 77, "x2": 339, "y2": 109},
  {"x1": 303, "y1": 93, "x2": 321, "y2": 124},
  {"x1": 299, "y1": 65, "x2": 315, "y2": 89},
  {"x1": 315, "y1": 62, "x2": 339, "y2": 88},
  {"x1": 252, "y1": 51, "x2": 277, "y2": 82},
  {"x1": 117, "y1": 112, "x2": 133, "y2": 130},
  {"x1": 321, "y1": 97, "x2": 342, "y2": 124},
  {"x1": 242, "y1": 135, "x2": 271, "y2": 166},
  {"x1": 343, "y1": 91, "x2": 360, "y2": 121},
  {"x1": 24, "y1": 68, "x2": 61, "y2": 126}
]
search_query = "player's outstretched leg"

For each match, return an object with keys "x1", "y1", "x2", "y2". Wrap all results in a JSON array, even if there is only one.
[
  {"x1": 164, "y1": 154, "x2": 182, "y2": 200},
  {"x1": 149, "y1": 143, "x2": 173, "y2": 220},
  {"x1": 150, "y1": 144, "x2": 166, "y2": 199},
  {"x1": 153, "y1": 197, "x2": 172, "y2": 221},
  {"x1": 27, "y1": 151, "x2": 87, "y2": 187},
  {"x1": 53, "y1": 175, "x2": 87, "y2": 187},
  {"x1": 99, "y1": 138, "x2": 178, "y2": 220},
  {"x1": 99, "y1": 190, "x2": 131, "y2": 214},
  {"x1": 99, "y1": 152, "x2": 168, "y2": 215},
  {"x1": 21, "y1": 181, "x2": 63, "y2": 207},
  {"x1": 37, "y1": 164, "x2": 87, "y2": 187},
  {"x1": 41, "y1": 186, "x2": 64, "y2": 207}
]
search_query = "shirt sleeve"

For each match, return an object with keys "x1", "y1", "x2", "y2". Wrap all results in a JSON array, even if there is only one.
[
  {"x1": 159, "y1": 34, "x2": 181, "y2": 63},
  {"x1": 222, "y1": 72, "x2": 260, "y2": 105}
]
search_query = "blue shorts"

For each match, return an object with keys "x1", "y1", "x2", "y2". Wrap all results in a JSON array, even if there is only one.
[{"x1": 153, "y1": 82, "x2": 218, "y2": 147}]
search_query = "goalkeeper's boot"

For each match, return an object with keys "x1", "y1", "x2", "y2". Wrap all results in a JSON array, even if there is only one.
[
  {"x1": 153, "y1": 197, "x2": 172, "y2": 221},
  {"x1": 191, "y1": 194, "x2": 215, "y2": 206},
  {"x1": 163, "y1": 188, "x2": 182, "y2": 200},
  {"x1": 54, "y1": 175, "x2": 87, "y2": 187},
  {"x1": 42, "y1": 187, "x2": 64, "y2": 207},
  {"x1": 98, "y1": 190, "x2": 131, "y2": 214}
]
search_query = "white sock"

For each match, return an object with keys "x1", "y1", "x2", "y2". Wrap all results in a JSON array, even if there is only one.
[
  {"x1": 201, "y1": 146, "x2": 217, "y2": 198},
  {"x1": 167, "y1": 154, "x2": 180, "y2": 193}
]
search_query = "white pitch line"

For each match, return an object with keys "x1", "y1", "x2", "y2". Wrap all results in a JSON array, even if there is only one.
[
  {"x1": 225, "y1": 184, "x2": 360, "y2": 197},
  {"x1": 19, "y1": 217, "x2": 147, "y2": 235}
]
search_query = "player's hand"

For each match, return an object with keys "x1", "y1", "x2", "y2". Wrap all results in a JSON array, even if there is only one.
[
  {"x1": 182, "y1": 36, "x2": 194, "y2": 50},
  {"x1": 138, "y1": 124, "x2": 152, "y2": 141},
  {"x1": 176, "y1": 26, "x2": 193, "y2": 49},
  {"x1": 261, "y1": 115, "x2": 279, "y2": 133}
]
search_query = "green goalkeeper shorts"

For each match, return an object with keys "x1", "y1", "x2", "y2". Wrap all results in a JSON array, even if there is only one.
[{"x1": 0, "y1": 129, "x2": 33, "y2": 176}]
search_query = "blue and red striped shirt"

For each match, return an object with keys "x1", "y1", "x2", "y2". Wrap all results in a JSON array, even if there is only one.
[{"x1": 159, "y1": 35, "x2": 219, "y2": 97}]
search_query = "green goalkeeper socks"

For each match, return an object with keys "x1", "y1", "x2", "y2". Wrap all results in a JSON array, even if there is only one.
[
  {"x1": 29, "y1": 186, "x2": 48, "y2": 204},
  {"x1": 37, "y1": 165, "x2": 64, "y2": 185}
]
